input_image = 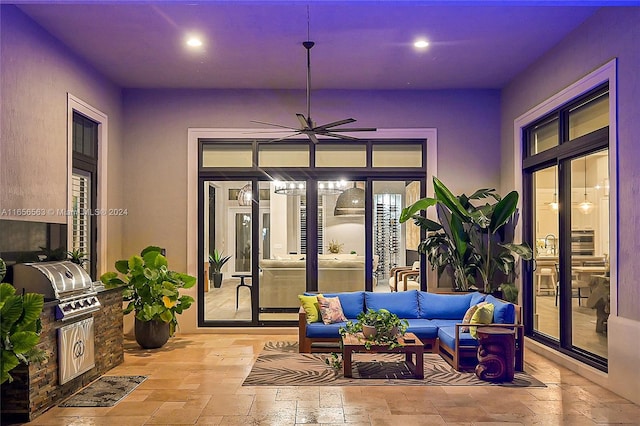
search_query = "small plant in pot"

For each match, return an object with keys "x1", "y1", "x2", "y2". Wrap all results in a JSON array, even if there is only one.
[
  {"x1": 100, "y1": 246, "x2": 196, "y2": 349},
  {"x1": 340, "y1": 308, "x2": 408, "y2": 350},
  {"x1": 209, "y1": 249, "x2": 231, "y2": 288}
]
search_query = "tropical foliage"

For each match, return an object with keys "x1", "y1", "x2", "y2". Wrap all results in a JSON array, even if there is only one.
[
  {"x1": 340, "y1": 308, "x2": 409, "y2": 350},
  {"x1": 100, "y1": 246, "x2": 196, "y2": 336},
  {"x1": 208, "y1": 249, "x2": 231, "y2": 273},
  {"x1": 1, "y1": 258, "x2": 46, "y2": 384},
  {"x1": 400, "y1": 177, "x2": 532, "y2": 294}
]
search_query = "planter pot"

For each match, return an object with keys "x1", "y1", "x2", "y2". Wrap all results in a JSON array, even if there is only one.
[
  {"x1": 362, "y1": 325, "x2": 398, "y2": 340},
  {"x1": 212, "y1": 272, "x2": 223, "y2": 288},
  {"x1": 135, "y1": 318, "x2": 170, "y2": 349}
]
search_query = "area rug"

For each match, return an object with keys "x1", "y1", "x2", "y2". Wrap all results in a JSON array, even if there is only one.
[
  {"x1": 59, "y1": 375, "x2": 147, "y2": 407},
  {"x1": 243, "y1": 342, "x2": 545, "y2": 387}
]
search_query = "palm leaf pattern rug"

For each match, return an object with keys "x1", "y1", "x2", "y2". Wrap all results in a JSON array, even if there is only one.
[{"x1": 243, "y1": 342, "x2": 545, "y2": 387}]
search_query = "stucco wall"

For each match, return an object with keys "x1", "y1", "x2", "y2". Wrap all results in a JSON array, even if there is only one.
[
  {"x1": 121, "y1": 88, "x2": 501, "y2": 275},
  {"x1": 0, "y1": 5, "x2": 125, "y2": 270},
  {"x1": 500, "y1": 6, "x2": 640, "y2": 404}
]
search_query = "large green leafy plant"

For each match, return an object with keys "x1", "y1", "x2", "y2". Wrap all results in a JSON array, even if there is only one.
[
  {"x1": 0, "y1": 258, "x2": 46, "y2": 384},
  {"x1": 400, "y1": 177, "x2": 532, "y2": 295},
  {"x1": 100, "y1": 246, "x2": 196, "y2": 336}
]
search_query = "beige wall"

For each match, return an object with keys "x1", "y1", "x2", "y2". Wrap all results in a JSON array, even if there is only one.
[
  {"x1": 0, "y1": 5, "x2": 125, "y2": 271},
  {"x1": 500, "y1": 7, "x2": 640, "y2": 404}
]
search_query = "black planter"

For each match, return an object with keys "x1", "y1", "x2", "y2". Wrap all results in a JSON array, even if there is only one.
[
  {"x1": 134, "y1": 318, "x2": 170, "y2": 349},
  {"x1": 212, "y1": 272, "x2": 223, "y2": 288}
]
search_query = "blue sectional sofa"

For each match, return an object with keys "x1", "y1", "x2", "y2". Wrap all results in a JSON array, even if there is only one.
[{"x1": 298, "y1": 290, "x2": 524, "y2": 371}]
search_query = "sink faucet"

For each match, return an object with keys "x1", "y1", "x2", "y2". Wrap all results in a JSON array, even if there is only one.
[{"x1": 544, "y1": 234, "x2": 557, "y2": 255}]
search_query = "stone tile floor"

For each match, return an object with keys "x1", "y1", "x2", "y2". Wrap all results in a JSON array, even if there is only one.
[{"x1": 26, "y1": 333, "x2": 640, "y2": 425}]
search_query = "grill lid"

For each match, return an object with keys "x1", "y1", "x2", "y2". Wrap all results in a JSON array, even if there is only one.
[{"x1": 12, "y1": 261, "x2": 95, "y2": 300}]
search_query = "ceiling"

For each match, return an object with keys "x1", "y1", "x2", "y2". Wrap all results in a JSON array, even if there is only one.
[{"x1": 15, "y1": 1, "x2": 603, "y2": 90}]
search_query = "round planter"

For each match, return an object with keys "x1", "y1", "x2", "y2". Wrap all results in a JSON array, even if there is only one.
[
  {"x1": 135, "y1": 318, "x2": 170, "y2": 349},
  {"x1": 362, "y1": 325, "x2": 398, "y2": 340}
]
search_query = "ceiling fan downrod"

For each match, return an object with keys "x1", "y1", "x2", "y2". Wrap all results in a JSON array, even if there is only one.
[{"x1": 303, "y1": 40, "x2": 315, "y2": 128}]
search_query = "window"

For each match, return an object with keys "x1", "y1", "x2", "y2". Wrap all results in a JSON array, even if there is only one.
[{"x1": 71, "y1": 111, "x2": 98, "y2": 278}]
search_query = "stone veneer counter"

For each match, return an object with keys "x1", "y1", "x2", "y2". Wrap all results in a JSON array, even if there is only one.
[{"x1": 0, "y1": 286, "x2": 124, "y2": 423}]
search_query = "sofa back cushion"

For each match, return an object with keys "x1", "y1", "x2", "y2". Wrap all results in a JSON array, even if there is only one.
[
  {"x1": 485, "y1": 295, "x2": 516, "y2": 324},
  {"x1": 418, "y1": 292, "x2": 475, "y2": 319},
  {"x1": 317, "y1": 291, "x2": 365, "y2": 319},
  {"x1": 470, "y1": 291, "x2": 487, "y2": 306},
  {"x1": 365, "y1": 290, "x2": 420, "y2": 318}
]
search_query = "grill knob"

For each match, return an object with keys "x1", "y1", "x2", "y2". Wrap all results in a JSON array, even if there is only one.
[{"x1": 63, "y1": 304, "x2": 73, "y2": 312}]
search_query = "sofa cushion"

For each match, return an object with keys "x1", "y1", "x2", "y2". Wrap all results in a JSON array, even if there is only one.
[
  {"x1": 431, "y1": 319, "x2": 461, "y2": 328},
  {"x1": 418, "y1": 292, "x2": 474, "y2": 319},
  {"x1": 306, "y1": 321, "x2": 347, "y2": 338},
  {"x1": 485, "y1": 295, "x2": 516, "y2": 324},
  {"x1": 469, "y1": 302, "x2": 495, "y2": 338},
  {"x1": 298, "y1": 294, "x2": 322, "y2": 323},
  {"x1": 405, "y1": 319, "x2": 438, "y2": 340},
  {"x1": 470, "y1": 291, "x2": 487, "y2": 306},
  {"x1": 316, "y1": 291, "x2": 365, "y2": 319},
  {"x1": 365, "y1": 290, "x2": 419, "y2": 318},
  {"x1": 317, "y1": 295, "x2": 347, "y2": 324},
  {"x1": 437, "y1": 326, "x2": 478, "y2": 349}
]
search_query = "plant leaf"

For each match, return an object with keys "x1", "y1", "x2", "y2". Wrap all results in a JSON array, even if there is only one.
[
  {"x1": 399, "y1": 197, "x2": 437, "y2": 223},
  {"x1": 489, "y1": 190, "x2": 518, "y2": 233}
]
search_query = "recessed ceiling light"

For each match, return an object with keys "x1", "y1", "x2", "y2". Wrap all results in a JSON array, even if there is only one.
[
  {"x1": 414, "y1": 40, "x2": 429, "y2": 48},
  {"x1": 186, "y1": 37, "x2": 203, "y2": 47}
]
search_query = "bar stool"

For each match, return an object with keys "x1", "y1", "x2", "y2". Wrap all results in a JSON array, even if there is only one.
[
  {"x1": 232, "y1": 273, "x2": 252, "y2": 310},
  {"x1": 536, "y1": 267, "x2": 556, "y2": 296}
]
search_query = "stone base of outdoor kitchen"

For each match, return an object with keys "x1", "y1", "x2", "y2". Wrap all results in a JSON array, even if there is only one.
[{"x1": 0, "y1": 287, "x2": 124, "y2": 423}]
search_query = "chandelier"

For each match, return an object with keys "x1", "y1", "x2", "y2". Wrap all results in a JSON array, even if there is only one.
[
  {"x1": 237, "y1": 183, "x2": 252, "y2": 206},
  {"x1": 273, "y1": 180, "x2": 347, "y2": 196}
]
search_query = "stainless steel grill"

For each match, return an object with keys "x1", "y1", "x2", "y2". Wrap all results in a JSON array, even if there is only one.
[{"x1": 12, "y1": 261, "x2": 101, "y2": 321}]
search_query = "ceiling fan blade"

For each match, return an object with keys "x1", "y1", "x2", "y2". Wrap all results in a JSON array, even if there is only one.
[
  {"x1": 296, "y1": 113, "x2": 312, "y2": 130},
  {"x1": 265, "y1": 132, "x2": 303, "y2": 143},
  {"x1": 323, "y1": 132, "x2": 360, "y2": 141},
  {"x1": 326, "y1": 127, "x2": 377, "y2": 132},
  {"x1": 250, "y1": 120, "x2": 299, "y2": 130},
  {"x1": 314, "y1": 118, "x2": 356, "y2": 130},
  {"x1": 307, "y1": 132, "x2": 320, "y2": 144}
]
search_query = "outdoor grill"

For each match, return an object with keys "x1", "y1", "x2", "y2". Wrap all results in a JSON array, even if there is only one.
[
  {"x1": 11, "y1": 260, "x2": 100, "y2": 384},
  {"x1": 11, "y1": 261, "x2": 101, "y2": 321}
]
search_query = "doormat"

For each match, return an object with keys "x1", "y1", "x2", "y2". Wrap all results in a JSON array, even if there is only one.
[
  {"x1": 59, "y1": 375, "x2": 147, "y2": 407},
  {"x1": 243, "y1": 342, "x2": 546, "y2": 387}
]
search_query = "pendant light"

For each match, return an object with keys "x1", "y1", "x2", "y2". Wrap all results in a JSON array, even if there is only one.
[
  {"x1": 578, "y1": 157, "x2": 593, "y2": 214},
  {"x1": 334, "y1": 183, "x2": 365, "y2": 216},
  {"x1": 237, "y1": 183, "x2": 252, "y2": 206}
]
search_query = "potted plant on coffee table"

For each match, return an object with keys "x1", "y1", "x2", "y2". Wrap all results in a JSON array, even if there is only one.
[
  {"x1": 100, "y1": 246, "x2": 196, "y2": 349},
  {"x1": 340, "y1": 308, "x2": 408, "y2": 350},
  {"x1": 209, "y1": 249, "x2": 231, "y2": 288}
]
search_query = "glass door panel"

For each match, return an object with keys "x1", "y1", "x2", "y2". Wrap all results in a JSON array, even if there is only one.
[
  {"x1": 570, "y1": 152, "x2": 609, "y2": 358},
  {"x1": 259, "y1": 180, "x2": 305, "y2": 321},
  {"x1": 318, "y1": 181, "x2": 366, "y2": 293},
  {"x1": 203, "y1": 180, "x2": 252, "y2": 322},
  {"x1": 532, "y1": 167, "x2": 559, "y2": 340}
]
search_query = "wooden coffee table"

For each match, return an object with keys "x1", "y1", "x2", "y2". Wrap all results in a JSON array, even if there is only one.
[{"x1": 341, "y1": 332, "x2": 424, "y2": 379}]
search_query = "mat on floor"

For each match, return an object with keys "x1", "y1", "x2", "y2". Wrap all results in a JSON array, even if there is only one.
[
  {"x1": 243, "y1": 342, "x2": 546, "y2": 387},
  {"x1": 58, "y1": 375, "x2": 147, "y2": 407}
]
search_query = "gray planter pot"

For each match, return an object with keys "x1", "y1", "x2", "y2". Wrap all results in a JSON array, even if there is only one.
[{"x1": 134, "y1": 318, "x2": 170, "y2": 349}]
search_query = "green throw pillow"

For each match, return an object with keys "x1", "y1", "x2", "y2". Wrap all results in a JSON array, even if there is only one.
[
  {"x1": 469, "y1": 303, "x2": 495, "y2": 339},
  {"x1": 299, "y1": 294, "x2": 322, "y2": 323}
]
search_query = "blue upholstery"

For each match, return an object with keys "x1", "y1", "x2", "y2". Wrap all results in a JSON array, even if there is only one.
[
  {"x1": 431, "y1": 319, "x2": 461, "y2": 328},
  {"x1": 470, "y1": 291, "x2": 487, "y2": 306},
  {"x1": 307, "y1": 291, "x2": 365, "y2": 319},
  {"x1": 485, "y1": 295, "x2": 516, "y2": 324},
  {"x1": 306, "y1": 321, "x2": 349, "y2": 338},
  {"x1": 437, "y1": 326, "x2": 478, "y2": 349},
  {"x1": 418, "y1": 291, "x2": 475, "y2": 319},
  {"x1": 365, "y1": 290, "x2": 420, "y2": 318},
  {"x1": 405, "y1": 318, "x2": 439, "y2": 339}
]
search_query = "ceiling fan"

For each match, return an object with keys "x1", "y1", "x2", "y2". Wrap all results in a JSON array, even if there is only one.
[{"x1": 251, "y1": 40, "x2": 376, "y2": 143}]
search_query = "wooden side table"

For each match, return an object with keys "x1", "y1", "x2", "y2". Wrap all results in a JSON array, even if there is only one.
[{"x1": 475, "y1": 327, "x2": 515, "y2": 382}]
